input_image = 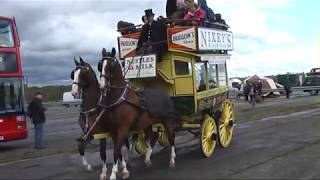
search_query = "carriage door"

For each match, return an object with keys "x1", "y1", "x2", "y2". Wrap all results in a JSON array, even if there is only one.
[{"x1": 173, "y1": 57, "x2": 193, "y2": 95}]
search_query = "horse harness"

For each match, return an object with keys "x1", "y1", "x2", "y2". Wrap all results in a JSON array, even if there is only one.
[
  {"x1": 80, "y1": 108, "x2": 97, "y2": 132},
  {"x1": 99, "y1": 84, "x2": 145, "y2": 110}
]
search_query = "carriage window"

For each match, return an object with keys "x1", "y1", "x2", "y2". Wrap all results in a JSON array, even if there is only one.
[
  {"x1": 217, "y1": 64, "x2": 227, "y2": 86},
  {"x1": 174, "y1": 60, "x2": 191, "y2": 76},
  {"x1": 208, "y1": 64, "x2": 217, "y2": 89},
  {"x1": 195, "y1": 63, "x2": 207, "y2": 92}
]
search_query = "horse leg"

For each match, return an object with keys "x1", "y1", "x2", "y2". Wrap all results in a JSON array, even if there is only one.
[
  {"x1": 99, "y1": 138, "x2": 108, "y2": 180},
  {"x1": 110, "y1": 131, "x2": 130, "y2": 180},
  {"x1": 144, "y1": 127, "x2": 158, "y2": 167},
  {"x1": 78, "y1": 141, "x2": 92, "y2": 171},
  {"x1": 120, "y1": 152, "x2": 130, "y2": 179},
  {"x1": 125, "y1": 136, "x2": 133, "y2": 168},
  {"x1": 163, "y1": 120, "x2": 176, "y2": 168}
]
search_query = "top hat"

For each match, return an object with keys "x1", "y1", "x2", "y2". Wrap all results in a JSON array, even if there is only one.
[{"x1": 145, "y1": 9, "x2": 155, "y2": 17}]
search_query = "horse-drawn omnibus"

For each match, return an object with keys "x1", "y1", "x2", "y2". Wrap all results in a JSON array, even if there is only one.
[
  {"x1": 71, "y1": 17, "x2": 235, "y2": 179},
  {"x1": 0, "y1": 16, "x2": 28, "y2": 142},
  {"x1": 118, "y1": 24, "x2": 235, "y2": 157}
]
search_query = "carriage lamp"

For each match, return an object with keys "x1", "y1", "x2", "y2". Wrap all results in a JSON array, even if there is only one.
[{"x1": 0, "y1": 119, "x2": 4, "y2": 123}]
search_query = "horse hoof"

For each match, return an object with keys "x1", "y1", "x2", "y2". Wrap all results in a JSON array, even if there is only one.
[
  {"x1": 145, "y1": 161, "x2": 152, "y2": 168},
  {"x1": 122, "y1": 171, "x2": 130, "y2": 179},
  {"x1": 86, "y1": 165, "x2": 93, "y2": 171},
  {"x1": 109, "y1": 174, "x2": 117, "y2": 180},
  {"x1": 99, "y1": 174, "x2": 107, "y2": 180},
  {"x1": 169, "y1": 161, "x2": 176, "y2": 168}
]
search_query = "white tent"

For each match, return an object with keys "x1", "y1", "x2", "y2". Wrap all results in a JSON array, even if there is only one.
[{"x1": 241, "y1": 75, "x2": 280, "y2": 96}]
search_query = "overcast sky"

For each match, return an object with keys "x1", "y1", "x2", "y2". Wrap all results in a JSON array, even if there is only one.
[{"x1": 1, "y1": 0, "x2": 320, "y2": 85}]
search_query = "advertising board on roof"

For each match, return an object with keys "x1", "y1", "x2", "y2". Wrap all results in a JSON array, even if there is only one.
[
  {"x1": 124, "y1": 54, "x2": 156, "y2": 79},
  {"x1": 118, "y1": 32, "x2": 140, "y2": 59},
  {"x1": 198, "y1": 28, "x2": 233, "y2": 51},
  {"x1": 168, "y1": 26, "x2": 197, "y2": 51}
]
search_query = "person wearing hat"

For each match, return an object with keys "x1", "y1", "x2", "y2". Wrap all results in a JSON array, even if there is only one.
[{"x1": 136, "y1": 9, "x2": 168, "y2": 61}]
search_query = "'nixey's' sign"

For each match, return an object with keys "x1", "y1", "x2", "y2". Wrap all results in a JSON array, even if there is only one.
[{"x1": 198, "y1": 28, "x2": 233, "y2": 51}]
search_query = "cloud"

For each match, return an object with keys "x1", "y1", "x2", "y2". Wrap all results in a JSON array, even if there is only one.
[
  {"x1": 1, "y1": 0, "x2": 164, "y2": 85},
  {"x1": 228, "y1": 41, "x2": 319, "y2": 78},
  {"x1": 1, "y1": 0, "x2": 318, "y2": 85}
]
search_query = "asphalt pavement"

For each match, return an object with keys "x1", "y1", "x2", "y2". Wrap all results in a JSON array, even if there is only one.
[{"x1": 0, "y1": 95, "x2": 319, "y2": 179}]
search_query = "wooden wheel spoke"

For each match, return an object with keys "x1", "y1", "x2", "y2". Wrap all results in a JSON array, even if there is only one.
[
  {"x1": 201, "y1": 115, "x2": 217, "y2": 157},
  {"x1": 218, "y1": 100, "x2": 235, "y2": 148}
]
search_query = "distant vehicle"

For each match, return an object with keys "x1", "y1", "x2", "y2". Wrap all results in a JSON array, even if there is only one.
[
  {"x1": 0, "y1": 16, "x2": 28, "y2": 142},
  {"x1": 302, "y1": 68, "x2": 320, "y2": 95},
  {"x1": 62, "y1": 92, "x2": 81, "y2": 107}
]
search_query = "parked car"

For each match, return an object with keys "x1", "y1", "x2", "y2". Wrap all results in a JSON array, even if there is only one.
[{"x1": 62, "y1": 92, "x2": 81, "y2": 107}]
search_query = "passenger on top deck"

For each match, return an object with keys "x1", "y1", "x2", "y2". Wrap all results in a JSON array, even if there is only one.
[
  {"x1": 184, "y1": 1, "x2": 206, "y2": 26},
  {"x1": 166, "y1": 0, "x2": 178, "y2": 18},
  {"x1": 136, "y1": 9, "x2": 168, "y2": 61},
  {"x1": 197, "y1": 0, "x2": 215, "y2": 22},
  {"x1": 170, "y1": 0, "x2": 188, "y2": 20}
]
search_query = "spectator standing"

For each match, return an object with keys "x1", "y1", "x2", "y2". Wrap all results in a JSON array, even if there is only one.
[
  {"x1": 284, "y1": 82, "x2": 291, "y2": 99},
  {"x1": 27, "y1": 92, "x2": 47, "y2": 149}
]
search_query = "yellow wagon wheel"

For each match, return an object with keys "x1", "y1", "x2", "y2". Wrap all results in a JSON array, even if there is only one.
[
  {"x1": 200, "y1": 115, "x2": 217, "y2": 158},
  {"x1": 155, "y1": 124, "x2": 169, "y2": 146},
  {"x1": 134, "y1": 132, "x2": 148, "y2": 155},
  {"x1": 158, "y1": 130, "x2": 170, "y2": 146},
  {"x1": 218, "y1": 100, "x2": 235, "y2": 148}
]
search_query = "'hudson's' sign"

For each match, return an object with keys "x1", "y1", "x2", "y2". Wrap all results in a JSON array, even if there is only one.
[
  {"x1": 198, "y1": 28, "x2": 233, "y2": 51},
  {"x1": 171, "y1": 27, "x2": 197, "y2": 50},
  {"x1": 119, "y1": 37, "x2": 138, "y2": 59}
]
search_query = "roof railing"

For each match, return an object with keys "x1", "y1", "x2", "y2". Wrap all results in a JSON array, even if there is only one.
[{"x1": 116, "y1": 18, "x2": 230, "y2": 35}]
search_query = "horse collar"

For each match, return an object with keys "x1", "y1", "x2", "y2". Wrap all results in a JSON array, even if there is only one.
[{"x1": 99, "y1": 84, "x2": 129, "y2": 109}]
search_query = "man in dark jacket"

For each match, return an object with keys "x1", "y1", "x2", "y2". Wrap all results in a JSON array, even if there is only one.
[
  {"x1": 136, "y1": 9, "x2": 168, "y2": 61},
  {"x1": 284, "y1": 82, "x2": 291, "y2": 99},
  {"x1": 27, "y1": 92, "x2": 47, "y2": 149}
]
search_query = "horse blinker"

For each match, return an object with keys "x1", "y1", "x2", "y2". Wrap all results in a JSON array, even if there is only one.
[{"x1": 71, "y1": 70, "x2": 75, "y2": 80}]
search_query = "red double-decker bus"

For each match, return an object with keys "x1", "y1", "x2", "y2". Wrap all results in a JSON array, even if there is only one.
[{"x1": 0, "y1": 16, "x2": 28, "y2": 142}]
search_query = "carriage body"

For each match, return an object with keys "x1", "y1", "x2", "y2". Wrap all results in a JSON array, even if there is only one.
[{"x1": 118, "y1": 25, "x2": 235, "y2": 157}]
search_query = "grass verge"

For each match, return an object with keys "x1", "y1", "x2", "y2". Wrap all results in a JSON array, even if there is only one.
[{"x1": 236, "y1": 102, "x2": 320, "y2": 122}]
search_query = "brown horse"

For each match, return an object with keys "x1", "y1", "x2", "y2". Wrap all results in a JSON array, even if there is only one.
[
  {"x1": 98, "y1": 48, "x2": 180, "y2": 180},
  {"x1": 71, "y1": 57, "x2": 114, "y2": 179}
]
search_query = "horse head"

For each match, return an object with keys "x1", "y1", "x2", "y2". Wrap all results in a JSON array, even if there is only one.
[
  {"x1": 71, "y1": 57, "x2": 97, "y2": 97},
  {"x1": 98, "y1": 47, "x2": 123, "y2": 91}
]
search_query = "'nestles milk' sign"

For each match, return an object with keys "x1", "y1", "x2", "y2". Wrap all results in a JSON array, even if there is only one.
[
  {"x1": 124, "y1": 54, "x2": 156, "y2": 79},
  {"x1": 171, "y1": 27, "x2": 197, "y2": 50},
  {"x1": 198, "y1": 28, "x2": 233, "y2": 51},
  {"x1": 119, "y1": 37, "x2": 138, "y2": 59}
]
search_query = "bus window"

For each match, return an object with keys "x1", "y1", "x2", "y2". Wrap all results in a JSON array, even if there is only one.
[
  {"x1": 208, "y1": 64, "x2": 217, "y2": 89},
  {"x1": 195, "y1": 63, "x2": 207, "y2": 92},
  {"x1": 0, "y1": 52, "x2": 18, "y2": 72},
  {"x1": 0, "y1": 78, "x2": 23, "y2": 113},
  {"x1": 0, "y1": 19, "x2": 15, "y2": 48},
  {"x1": 217, "y1": 64, "x2": 227, "y2": 86}
]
